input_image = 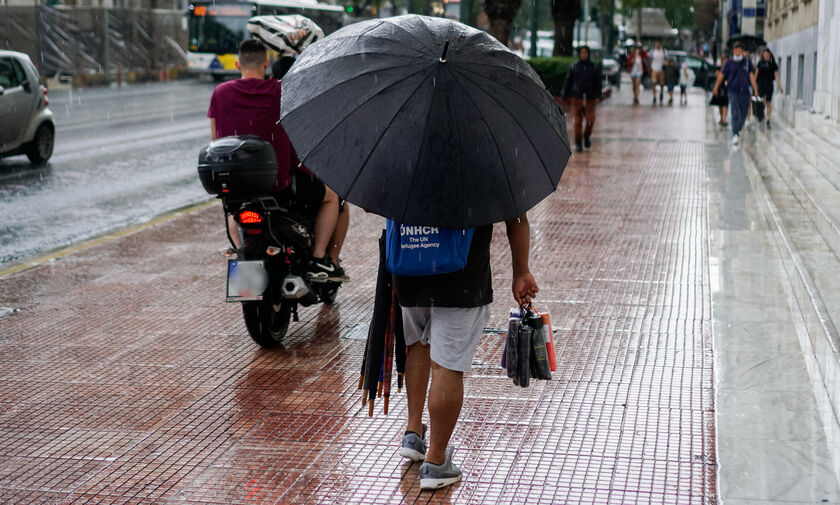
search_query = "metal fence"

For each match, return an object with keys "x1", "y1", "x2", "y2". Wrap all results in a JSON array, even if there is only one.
[{"x1": 0, "y1": 5, "x2": 187, "y2": 77}]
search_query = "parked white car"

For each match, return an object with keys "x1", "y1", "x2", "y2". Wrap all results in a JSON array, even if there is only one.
[{"x1": 0, "y1": 50, "x2": 55, "y2": 164}]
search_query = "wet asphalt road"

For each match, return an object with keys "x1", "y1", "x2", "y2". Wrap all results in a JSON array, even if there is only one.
[{"x1": 0, "y1": 79, "x2": 220, "y2": 266}]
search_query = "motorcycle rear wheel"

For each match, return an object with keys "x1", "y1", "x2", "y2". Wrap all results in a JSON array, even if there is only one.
[{"x1": 242, "y1": 298, "x2": 293, "y2": 348}]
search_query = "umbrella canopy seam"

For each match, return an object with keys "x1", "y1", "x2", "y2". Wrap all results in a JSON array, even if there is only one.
[
  {"x1": 399, "y1": 71, "x2": 440, "y2": 224},
  {"x1": 447, "y1": 69, "x2": 522, "y2": 219},
  {"x1": 336, "y1": 68, "x2": 438, "y2": 205},
  {"x1": 281, "y1": 57, "x2": 428, "y2": 116},
  {"x1": 451, "y1": 66, "x2": 568, "y2": 190},
  {"x1": 457, "y1": 61, "x2": 568, "y2": 141},
  {"x1": 291, "y1": 66, "x2": 433, "y2": 162}
]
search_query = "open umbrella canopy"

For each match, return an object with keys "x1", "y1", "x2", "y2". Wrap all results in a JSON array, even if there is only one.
[
  {"x1": 247, "y1": 15, "x2": 324, "y2": 55},
  {"x1": 280, "y1": 15, "x2": 570, "y2": 228}
]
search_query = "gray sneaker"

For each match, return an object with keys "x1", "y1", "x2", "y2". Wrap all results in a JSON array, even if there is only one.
[
  {"x1": 419, "y1": 447, "x2": 462, "y2": 490},
  {"x1": 399, "y1": 424, "x2": 427, "y2": 462}
]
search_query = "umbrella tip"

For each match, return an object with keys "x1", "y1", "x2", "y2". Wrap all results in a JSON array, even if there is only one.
[{"x1": 440, "y1": 41, "x2": 449, "y2": 63}]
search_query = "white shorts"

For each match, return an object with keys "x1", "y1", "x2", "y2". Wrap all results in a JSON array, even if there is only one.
[{"x1": 401, "y1": 305, "x2": 491, "y2": 372}]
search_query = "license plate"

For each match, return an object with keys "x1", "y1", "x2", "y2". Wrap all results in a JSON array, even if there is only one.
[{"x1": 226, "y1": 260, "x2": 268, "y2": 302}]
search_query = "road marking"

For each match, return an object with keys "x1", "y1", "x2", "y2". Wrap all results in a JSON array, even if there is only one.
[{"x1": 0, "y1": 199, "x2": 218, "y2": 279}]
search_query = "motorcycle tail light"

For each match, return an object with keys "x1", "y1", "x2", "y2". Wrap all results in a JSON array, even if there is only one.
[
  {"x1": 42, "y1": 86, "x2": 49, "y2": 106},
  {"x1": 238, "y1": 210, "x2": 263, "y2": 224},
  {"x1": 266, "y1": 246, "x2": 282, "y2": 256}
]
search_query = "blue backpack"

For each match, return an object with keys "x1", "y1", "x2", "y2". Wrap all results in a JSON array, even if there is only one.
[{"x1": 385, "y1": 220, "x2": 475, "y2": 276}]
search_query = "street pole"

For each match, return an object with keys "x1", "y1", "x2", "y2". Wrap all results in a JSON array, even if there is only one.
[
  {"x1": 460, "y1": 0, "x2": 472, "y2": 25},
  {"x1": 102, "y1": 8, "x2": 110, "y2": 85},
  {"x1": 406, "y1": 0, "x2": 412, "y2": 13},
  {"x1": 608, "y1": 0, "x2": 615, "y2": 50},
  {"x1": 529, "y1": 0, "x2": 538, "y2": 57}
]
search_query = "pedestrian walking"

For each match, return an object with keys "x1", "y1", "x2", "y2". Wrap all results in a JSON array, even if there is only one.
[
  {"x1": 710, "y1": 54, "x2": 729, "y2": 125},
  {"x1": 756, "y1": 48, "x2": 783, "y2": 128},
  {"x1": 561, "y1": 45, "x2": 602, "y2": 152},
  {"x1": 278, "y1": 15, "x2": 571, "y2": 491},
  {"x1": 713, "y1": 42, "x2": 758, "y2": 145},
  {"x1": 627, "y1": 45, "x2": 649, "y2": 105},
  {"x1": 650, "y1": 40, "x2": 668, "y2": 104},
  {"x1": 663, "y1": 58, "x2": 679, "y2": 105},
  {"x1": 678, "y1": 62, "x2": 695, "y2": 105}
]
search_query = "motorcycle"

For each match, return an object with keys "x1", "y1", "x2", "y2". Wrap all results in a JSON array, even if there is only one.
[{"x1": 198, "y1": 135, "x2": 340, "y2": 348}]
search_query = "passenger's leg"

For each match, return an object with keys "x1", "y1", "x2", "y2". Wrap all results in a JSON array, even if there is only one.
[
  {"x1": 312, "y1": 186, "x2": 339, "y2": 259},
  {"x1": 327, "y1": 202, "x2": 350, "y2": 263},
  {"x1": 227, "y1": 215, "x2": 241, "y2": 248}
]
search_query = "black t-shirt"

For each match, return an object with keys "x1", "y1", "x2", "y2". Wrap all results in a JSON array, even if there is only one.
[
  {"x1": 756, "y1": 60, "x2": 778, "y2": 85},
  {"x1": 394, "y1": 224, "x2": 493, "y2": 308}
]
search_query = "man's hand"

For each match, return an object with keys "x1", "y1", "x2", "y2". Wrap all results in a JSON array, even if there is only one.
[
  {"x1": 512, "y1": 272, "x2": 539, "y2": 306},
  {"x1": 505, "y1": 214, "x2": 539, "y2": 306}
]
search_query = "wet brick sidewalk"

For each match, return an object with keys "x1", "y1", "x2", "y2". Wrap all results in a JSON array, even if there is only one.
[{"x1": 0, "y1": 84, "x2": 715, "y2": 504}]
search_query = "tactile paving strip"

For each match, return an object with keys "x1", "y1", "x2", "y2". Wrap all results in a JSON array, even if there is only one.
[{"x1": 0, "y1": 98, "x2": 715, "y2": 504}]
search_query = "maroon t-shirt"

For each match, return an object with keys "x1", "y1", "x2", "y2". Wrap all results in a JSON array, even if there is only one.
[{"x1": 207, "y1": 78, "x2": 293, "y2": 190}]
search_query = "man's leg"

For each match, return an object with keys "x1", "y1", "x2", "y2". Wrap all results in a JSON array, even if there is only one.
[
  {"x1": 583, "y1": 100, "x2": 596, "y2": 147},
  {"x1": 571, "y1": 98, "x2": 584, "y2": 150},
  {"x1": 311, "y1": 186, "x2": 339, "y2": 259},
  {"x1": 327, "y1": 202, "x2": 350, "y2": 263},
  {"x1": 405, "y1": 342, "x2": 431, "y2": 436},
  {"x1": 426, "y1": 362, "x2": 463, "y2": 465}
]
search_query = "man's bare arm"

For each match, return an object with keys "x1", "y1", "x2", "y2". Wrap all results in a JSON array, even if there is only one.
[
  {"x1": 504, "y1": 214, "x2": 539, "y2": 306},
  {"x1": 712, "y1": 72, "x2": 724, "y2": 96},
  {"x1": 210, "y1": 118, "x2": 217, "y2": 140}
]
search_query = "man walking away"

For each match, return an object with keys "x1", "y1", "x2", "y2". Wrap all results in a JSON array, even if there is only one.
[
  {"x1": 663, "y1": 58, "x2": 679, "y2": 106},
  {"x1": 756, "y1": 48, "x2": 783, "y2": 128},
  {"x1": 397, "y1": 216, "x2": 539, "y2": 490},
  {"x1": 208, "y1": 39, "x2": 346, "y2": 281},
  {"x1": 561, "y1": 46, "x2": 602, "y2": 152},
  {"x1": 650, "y1": 40, "x2": 667, "y2": 104},
  {"x1": 713, "y1": 42, "x2": 758, "y2": 146}
]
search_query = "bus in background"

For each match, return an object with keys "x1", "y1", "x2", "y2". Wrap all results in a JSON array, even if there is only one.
[{"x1": 187, "y1": 0, "x2": 347, "y2": 80}]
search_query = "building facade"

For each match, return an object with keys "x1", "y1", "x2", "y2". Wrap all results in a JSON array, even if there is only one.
[
  {"x1": 813, "y1": 0, "x2": 839, "y2": 121},
  {"x1": 720, "y1": 0, "x2": 767, "y2": 45},
  {"x1": 764, "y1": 0, "x2": 820, "y2": 121}
]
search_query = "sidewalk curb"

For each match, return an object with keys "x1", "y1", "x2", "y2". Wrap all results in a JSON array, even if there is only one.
[
  {"x1": 741, "y1": 135, "x2": 840, "y2": 485},
  {"x1": 0, "y1": 199, "x2": 218, "y2": 279}
]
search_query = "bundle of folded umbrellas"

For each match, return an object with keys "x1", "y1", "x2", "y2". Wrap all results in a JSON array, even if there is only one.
[{"x1": 502, "y1": 306, "x2": 557, "y2": 387}]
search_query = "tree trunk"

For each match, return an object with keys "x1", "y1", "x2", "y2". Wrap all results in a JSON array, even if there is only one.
[
  {"x1": 636, "y1": 6, "x2": 643, "y2": 44},
  {"x1": 552, "y1": 17, "x2": 575, "y2": 56},
  {"x1": 484, "y1": 0, "x2": 521, "y2": 45},
  {"x1": 552, "y1": 0, "x2": 580, "y2": 56}
]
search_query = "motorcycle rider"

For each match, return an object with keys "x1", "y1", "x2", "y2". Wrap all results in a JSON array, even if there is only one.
[{"x1": 208, "y1": 39, "x2": 346, "y2": 282}]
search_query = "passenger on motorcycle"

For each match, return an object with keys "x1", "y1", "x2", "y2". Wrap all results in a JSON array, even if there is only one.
[{"x1": 208, "y1": 39, "x2": 347, "y2": 282}]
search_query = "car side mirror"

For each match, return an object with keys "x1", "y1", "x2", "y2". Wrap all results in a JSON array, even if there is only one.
[{"x1": 22, "y1": 80, "x2": 32, "y2": 93}]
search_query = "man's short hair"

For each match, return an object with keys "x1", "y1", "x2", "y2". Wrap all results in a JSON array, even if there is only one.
[
  {"x1": 239, "y1": 39, "x2": 267, "y2": 69},
  {"x1": 733, "y1": 41, "x2": 744, "y2": 50}
]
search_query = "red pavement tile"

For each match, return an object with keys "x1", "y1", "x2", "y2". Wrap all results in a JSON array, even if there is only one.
[{"x1": 0, "y1": 88, "x2": 716, "y2": 503}]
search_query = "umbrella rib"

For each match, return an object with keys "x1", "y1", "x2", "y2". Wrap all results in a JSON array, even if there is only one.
[
  {"x1": 451, "y1": 66, "x2": 569, "y2": 188},
  {"x1": 345, "y1": 68, "x2": 437, "y2": 205},
  {"x1": 457, "y1": 61, "x2": 568, "y2": 139},
  {"x1": 446, "y1": 71, "x2": 521, "y2": 217},
  {"x1": 298, "y1": 66, "x2": 433, "y2": 164}
]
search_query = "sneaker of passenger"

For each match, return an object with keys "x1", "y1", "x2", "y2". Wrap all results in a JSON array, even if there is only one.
[
  {"x1": 419, "y1": 447, "x2": 461, "y2": 490},
  {"x1": 399, "y1": 424, "x2": 427, "y2": 462},
  {"x1": 732, "y1": 134, "x2": 740, "y2": 146},
  {"x1": 583, "y1": 136, "x2": 591, "y2": 149},
  {"x1": 306, "y1": 256, "x2": 346, "y2": 283}
]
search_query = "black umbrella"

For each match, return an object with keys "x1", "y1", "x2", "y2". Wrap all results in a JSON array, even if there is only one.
[
  {"x1": 726, "y1": 34, "x2": 766, "y2": 53},
  {"x1": 280, "y1": 15, "x2": 570, "y2": 228}
]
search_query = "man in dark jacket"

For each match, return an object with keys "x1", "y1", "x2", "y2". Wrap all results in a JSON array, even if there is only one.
[{"x1": 561, "y1": 46, "x2": 602, "y2": 152}]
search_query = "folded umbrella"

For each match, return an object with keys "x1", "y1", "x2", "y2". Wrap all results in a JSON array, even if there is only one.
[
  {"x1": 247, "y1": 15, "x2": 324, "y2": 56},
  {"x1": 280, "y1": 15, "x2": 570, "y2": 228}
]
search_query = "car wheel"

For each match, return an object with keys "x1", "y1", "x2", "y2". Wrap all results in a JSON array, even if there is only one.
[{"x1": 25, "y1": 123, "x2": 54, "y2": 165}]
